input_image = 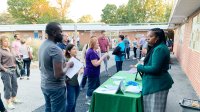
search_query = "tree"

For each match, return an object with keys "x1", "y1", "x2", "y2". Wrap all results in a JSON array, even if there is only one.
[
  {"x1": 116, "y1": 5, "x2": 128, "y2": 23},
  {"x1": 7, "y1": 0, "x2": 60, "y2": 24},
  {"x1": 126, "y1": 0, "x2": 145, "y2": 23},
  {"x1": 144, "y1": 0, "x2": 165, "y2": 22},
  {"x1": 0, "y1": 13, "x2": 16, "y2": 24},
  {"x1": 78, "y1": 15, "x2": 93, "y2": 23},
  {"x1": 56, "y1": 0, "x2": 72, "y2": 22},
  {"x1": 101, "y1": 4, "x2": 117, "y2": 24},
  {"x1": 101, "y1": 0, "x2": 173, "y2": 24}
]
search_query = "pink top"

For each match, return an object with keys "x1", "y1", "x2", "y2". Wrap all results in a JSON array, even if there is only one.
[
  {"x1": 12, "y1": 40, "x2": 22, "y2": 56},
  {"x1": 98, "y1": 36, "x2": 109, "y2": 53}
]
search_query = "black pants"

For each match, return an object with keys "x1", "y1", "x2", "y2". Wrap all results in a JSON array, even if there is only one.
[
  {"x1": 116, "y1": 61, "x2": 123, "y2": 72},
  {"x1": 80, "y1": 74, "x2": 87, "y2": 88},
  {"x1": 87, "y1": 77, "x2": 100, "y2": 97},
  {"x1": 0, "y1": 94, "x2": 6, "y2": 112},
  {"x1": 23, "y1": 58, "x2": 31, "y2": 77},
  {"x1": 125, "y1": 47, "x2": 130, "y2": 59},
  {"x1": 133, "y1": 47, "x2": 137, "y2": 58}
]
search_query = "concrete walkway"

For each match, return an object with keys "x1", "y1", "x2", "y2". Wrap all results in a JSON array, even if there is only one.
[{"x1": 0, "y1": 52, "x2": 198, "y2": 112}]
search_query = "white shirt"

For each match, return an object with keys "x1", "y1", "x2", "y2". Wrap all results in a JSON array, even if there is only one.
[{"x1": 20, "y1": 44, "x2": 32, "y2": 59}]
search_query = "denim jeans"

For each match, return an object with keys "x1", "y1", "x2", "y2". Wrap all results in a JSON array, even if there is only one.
[
  {"x1": 116, "y1": 61, "x2": 123, "y2": 72},
  {"x1": 125, "y1": 47, "x2": 130, "y2": 59},
  {"x1": 23, "y1": 58, "x2": 31, "y2": 77},
  {"x1": 87, "y1": 77, "x2": 100, "y2": 97},
  {"x1": 1, "y1": 71, "x2": 18, "y2": 99},
  {"x1": 41, "y1": 87, "x2": 66, "y2": 112},
  {"x1": 66, "y1": 84, "x2": 80, "y2": 112},
  {"x1": 80, "y1": 74, "x2": 87, "y2": 89}
]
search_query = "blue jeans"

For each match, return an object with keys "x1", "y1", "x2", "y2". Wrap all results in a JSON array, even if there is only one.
[
  {"x1": 66, "y1": 84, "x2": 80, "y2": 112},
  {"x1": 87, "y1": 77, "x2": 100, "y2": 97},
  {"x1": 41, "y1": 87, "x2": 66, "y2": 112}
]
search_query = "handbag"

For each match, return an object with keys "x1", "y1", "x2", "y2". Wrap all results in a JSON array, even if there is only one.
[{"x1": 112, "y1": 46, "x2": 125, "y2": 57}]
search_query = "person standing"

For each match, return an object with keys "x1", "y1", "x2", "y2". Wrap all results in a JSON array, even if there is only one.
[
  {"x1": 98, "y1": 31, "x2": 110, "y2": 76},
  {"x1": 57, "y1": 32, "x2": 69, "y2": 54},
  {"x1": 138, "y1": 36, "x2": 146, "y2": 59},
  {"x1": 135, "y1": 28, "x2": 174, "y2": 112},
  {"x1": 65, "y1": 44, "x2": 83, "y2": 112},
  {"x1": 132, "y1": 37, "x2": 138, "y2": 59},
  {"x1": 123, "y1": 35, "x2": 130, "y2": 59},
  {"x1": 0, "y1": 36, "x2": 21, "y2": 110},
  {"x1": 19, "y1": 38, "x2": 32, "y2": 80},
  {"x1": 115, "y1": 35, "x2": 125, "y2": 72},
  {"x1": 39, "y1": 22, "x2": 73, "y2": 112},
  {"x1": 12, "y1": 34, "x2": 25, "y2": 79},
  {"x1": 85, "y1": 36, "x2": 108, "y2": 104}
]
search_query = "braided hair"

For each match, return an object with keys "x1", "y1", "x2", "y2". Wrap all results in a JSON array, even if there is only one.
[{"x1": 143, "y1": 28, "x2": 166, "y2": 65}]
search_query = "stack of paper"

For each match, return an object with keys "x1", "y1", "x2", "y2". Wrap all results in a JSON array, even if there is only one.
[{"x1": 125, "y1": 86, "x2": 141, "y2": 94}]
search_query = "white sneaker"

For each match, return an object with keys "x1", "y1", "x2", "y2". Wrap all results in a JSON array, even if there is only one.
[
  {"x1": 85, "y1": 95, "x2": 91, "y2": 105},
  {"x1": 85, "y1": 99, "x2": 91, "y2": 105},
  {"x1": 7, "y1": 103, "x2": 15, "y2": 110},
  {"x1": 132, "y1": 57, "x2": 136, "y2": 60}
]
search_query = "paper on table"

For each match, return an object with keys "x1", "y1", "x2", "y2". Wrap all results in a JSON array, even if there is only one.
[
  {"x1": 125, "y1": 85, "x2": 141, "y2": 94},
  {"x1": 95, "y1": 87, "x2": 118, "y2": 94},
  {"x1": 65, "y1": 57, "x2": 83, "y2": 79}
]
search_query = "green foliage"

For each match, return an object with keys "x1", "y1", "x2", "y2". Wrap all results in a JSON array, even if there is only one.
[
  {"x1": 0, "y1": 13, "x2": 16, "y2": 24},
  {"x1": 7, "y1": 0, "x2": 72, "y2": 24},
  {"x1": 78, "y1": 15, "x2": 93, "y2": 23},
  {"x1": 116, "y1": 5, "x2": 129, "y2": 23},
  {"x1": 101, "y1": 0, "x2": 173, "y2": 23},
  {"x1": 101, "y1": 4, "x2": 118, "y2": 24},
  {"x1": 127, "y1": 0, "x2": 145, "y2": 23}
]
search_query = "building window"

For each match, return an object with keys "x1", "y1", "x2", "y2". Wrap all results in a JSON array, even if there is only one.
[
  {"x1": 179, "y1": 25, "x2": 185, "y2": 44},
  {"x1": 190, "y1": 13, "x2": 200, "y2": 51}
]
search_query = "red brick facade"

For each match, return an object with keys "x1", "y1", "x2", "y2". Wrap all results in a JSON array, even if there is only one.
[{"x1": 173, "y1": 9, "x2": 200, "y2": 96}]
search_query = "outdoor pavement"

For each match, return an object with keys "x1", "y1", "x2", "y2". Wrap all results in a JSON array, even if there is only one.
[{"x1": 0, "y1": 51, "x2": 199, "y2": 112}]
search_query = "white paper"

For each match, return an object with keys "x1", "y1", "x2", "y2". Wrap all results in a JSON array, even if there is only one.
[
  {"x1": 78, "y1": 73, "x2": 83, "y2": 86},
  {"x1": 95, "y1": 87, "x2": 118, "y2": 94},
  {"x1": 65, "y1": 57, "x2": 83, "y2": 79},
  {"x1": 111, "y1": 76, "x2": 125, "y2": 80},
  {"x1": 125, "y1": 86, "x2": 141, "y2": 94}
]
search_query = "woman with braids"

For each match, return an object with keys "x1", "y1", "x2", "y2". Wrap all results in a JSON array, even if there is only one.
[{"x1": 134, "y1": 28, "x2": 174, "y2": 112}]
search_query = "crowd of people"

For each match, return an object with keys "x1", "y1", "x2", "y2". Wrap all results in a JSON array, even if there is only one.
[{"x1": 0, "y1": 22, "x2": 174, "y2": 112}]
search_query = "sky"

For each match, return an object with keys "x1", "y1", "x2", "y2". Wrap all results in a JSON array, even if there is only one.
[{"x1": 0, "y1": 0, "x2": 128, "y2": 22}]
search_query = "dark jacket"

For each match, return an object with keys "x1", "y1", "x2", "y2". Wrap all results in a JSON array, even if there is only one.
[{"x1": 137, "y1": 43, "x2": 174, "y2": 95}]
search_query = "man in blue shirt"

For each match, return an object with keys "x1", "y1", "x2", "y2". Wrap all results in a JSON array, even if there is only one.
[
  {"x1": 123, "y1": 35, "x2": 130, "y2": 59},
  {"x1": 57, "y1": 32, "x2": 69, "y2": 54}
]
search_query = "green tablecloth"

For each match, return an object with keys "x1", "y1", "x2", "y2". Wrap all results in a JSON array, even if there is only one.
[{"x1": 89, "y1": 71, "x2": 143, "y2": 112}]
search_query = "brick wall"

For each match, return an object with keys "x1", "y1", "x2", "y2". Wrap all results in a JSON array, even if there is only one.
[{"x1": 173, "y1": 9, "x2": 200, "y2": 96}]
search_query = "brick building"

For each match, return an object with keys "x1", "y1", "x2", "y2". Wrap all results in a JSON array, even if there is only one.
[
  {"x1": 0, "y1": 23, "x2": 168, "y2": 47},
  {"x1": 169, "y1": 0, "x2": 200, "y2": 96}
]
